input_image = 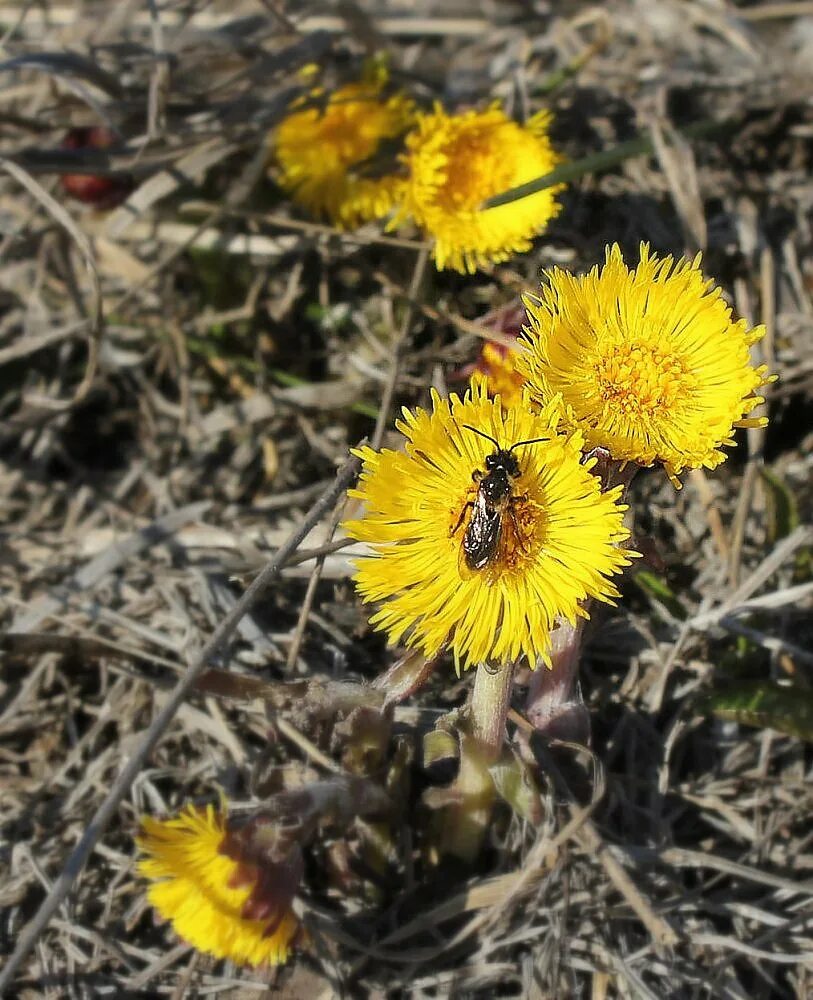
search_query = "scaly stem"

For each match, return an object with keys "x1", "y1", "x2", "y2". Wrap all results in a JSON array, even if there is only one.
[
  {"x1": 525, "y1": 619, "x2": 589, "y2": 744},
  {"x1": 522, "y1": 455, "x2": 639, "y2": 745},
  {"x1": 470, "y1": 660, "x2": 516, "y2": 751},
  {"x1": 441, "y1": 660, "x2": 515, "y2": 861}
]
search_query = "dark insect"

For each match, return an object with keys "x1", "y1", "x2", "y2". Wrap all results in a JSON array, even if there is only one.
[{"x1": 451, "y1": 425, "x2": 547, "y2": 571}]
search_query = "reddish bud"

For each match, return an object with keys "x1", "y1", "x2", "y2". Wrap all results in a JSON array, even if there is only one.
[
  {"x1": 59, "y1": 126, "x2": 133, "y2": 208},
  {"x1": 450, "y1": 300, "x2": 527, "y2": 402}
]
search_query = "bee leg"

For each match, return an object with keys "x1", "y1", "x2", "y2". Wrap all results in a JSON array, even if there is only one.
[
  {"x1": 472, "y1": 469, "x2": 483, "y2": 483},
  {"x1": 450, "y1": 501, "x2": 474, "y2": 537},
  {"x1": 507, "y1": 504, "x2": 529, "y2": 553}
]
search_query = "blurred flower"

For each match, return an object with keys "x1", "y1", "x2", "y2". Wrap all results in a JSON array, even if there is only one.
[
  {"x1": 518, "y1": 243, "x2": 773, "y2": 485},
  {"x1": 344, "y1": 380, "x2": 632, "y2": 671},
  {"x1": 59, "y1": 126, "x2": 133, "y2": 208},
  {"x1": 271, "y1": 66, "x2": 415, "y2": 229},
  {"x1": 390, "y1": 105, "x2": 563, "y2": 273},
  {"x1": 451, "y1": 303, "x2": 526, "y2": 405},
  {"x1": 137, "y1": 801, "x2": 300, "y2": 967},
  {"x1": 472, "y1": 342, "x2": 524, "y2": 405}
]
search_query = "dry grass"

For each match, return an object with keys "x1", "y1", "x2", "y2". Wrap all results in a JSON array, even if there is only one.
[{"x1": 1, "y1": 1, "x2": 812, "y2": 997}]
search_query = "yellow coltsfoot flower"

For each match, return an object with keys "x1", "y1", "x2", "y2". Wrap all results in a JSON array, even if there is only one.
[
  {"x1": 137, "y1": 801, "x2": 300, "y2": 967},
  {"x1": 475, "y1": 342, "x2": 525, "y2": 405},
  {"x1": 391, "y1": 104, "x2": 563, "y2": 273},
  {"x1": 518, "y1": 243, "x2": 773, "y2": 486},
  {"x1": 344, "y1": 380, "x2": 632, "y2": 671},
  {"x1": 465, "y1": 302, "x2": 528, "y2": 405},
  {"x1": 270, "y1": 66, "x2": 415, "y2": 229}
]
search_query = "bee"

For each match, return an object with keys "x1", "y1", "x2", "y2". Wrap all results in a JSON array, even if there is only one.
[{"x1": 451, "y1": 425, "x2": 548, "y2": 571}]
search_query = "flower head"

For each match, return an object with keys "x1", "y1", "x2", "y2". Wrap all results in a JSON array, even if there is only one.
[
  {"x1": 472, "y1": 342, "x2": 525, "y2": 405},
  {"x1": 344, "y1": 380, "x2": 632, "y2": 670},
  {"x1": 472, "y1": 303, "x2": 527, "y2": 405},
  {"x1": 390, "y1": 104, "x2": 563, "y2": 272},
  {"x1": 271, "y1": 66, "x2": 415, "y2": 229},
  {"x1": 137, "y1": 801, "x2": 300, "y2": 967},
  {"x1": 452, "y1": 304, "x2": 526, "y2": 404},
  {"x1": 517, "y1": 244, "x2": 772, "y2": 485}
]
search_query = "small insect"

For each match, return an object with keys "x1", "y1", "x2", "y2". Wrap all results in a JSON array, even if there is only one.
[{"x1": 451, "y1": 425, "x2": 548, "y2": 571}]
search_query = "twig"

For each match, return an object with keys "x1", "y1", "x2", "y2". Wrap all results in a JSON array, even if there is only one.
[
  {"x1": 647, "y1": 847, "x2": 813, "y2": 896},
  {"x1": 540, "y1": 746, "x2": 678, "y2": 948},
  {"x1": 373, "y1": 270, "x2": 525, "y2": 352},
  {"x1": 0, "y1": 157, "x2": 102, "y2": 409},
  {"x1": 574, "y1": 820, "x2": 679, "y2": 949},
  {"x1": 0, "y1": 9, "x2": 494, "y2": 35},
  {"x1": 0, "y1": 453, "x2": 361, "y2": 996},
  {"x1": 371, "y1": 247, "x2": 428, "y2": 450},
  {"x1": 181, "y1": 200, "x2": 429, "y2": 251},
  {"x1": 9, "y1": 501, "x2": 211, "y2": 635},
  {"x1": 688, "y1": 468, "x2": 730, "y2": 564},
  {"x1": 739, "y1": 2, "x2": 813, "y2": 20},
  {"x1": 726, "y1": 526, "x2": 812, "y2": 613},
  {"x1": 276, "y1": 717, "x2": 343, "y2": 774},
  {"x1": 687, "y1": 579, "x2": 813, "y2": 630},
  {"x1": 715, "y1": 615, "x2": 813, "y2": 669},
  {"x1": 285, "y1": 496, "x2": 347, "y2": 668}
]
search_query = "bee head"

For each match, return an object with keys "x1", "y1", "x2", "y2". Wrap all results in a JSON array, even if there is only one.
[
  {"x1": 503, "y1": 451, "x2": 521, "y2": 478},
  {"x1": 460, "y1": 424, "x2": 546, "y2": 480},
  {"x1": 486, "y1": 450, "x2": 520, "y2": 478}
]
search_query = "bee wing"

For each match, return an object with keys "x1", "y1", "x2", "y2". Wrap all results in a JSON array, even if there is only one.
[{"x1": 461, "y1": 494, "x2": 502, "y2": 572}]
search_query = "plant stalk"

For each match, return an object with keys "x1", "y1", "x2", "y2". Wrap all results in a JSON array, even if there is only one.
[
  {"x1": 441, "y1": 660, "x2": 515, "y2": 861},
  {"x1": 470, "y1": 660, "x2": 516, "y2": 752},
  {"x1": 525, "y1": 619, "x2": 589, "y2": 744}
]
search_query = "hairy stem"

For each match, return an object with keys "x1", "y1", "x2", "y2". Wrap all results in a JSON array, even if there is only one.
[
  {"x1": 470, "y1": 659, "x2": 516, "y2": 751},
  {"x1": 525, "y1": 618, "x2": 590, "y2": 744},
  {"x1": 442, "y1": 660, "x2": 515, "y2": 861}
]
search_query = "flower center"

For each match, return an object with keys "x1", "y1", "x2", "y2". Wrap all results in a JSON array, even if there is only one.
[
  {"x1": 593, "y1": 342, "x2": 691, "y2": 417},
  {"x1": 495, "y1": 497, "x2": 541, "y2": 574},
  {"x1": 450, "y1": 489, "x2": 543, "y2": 578},
  {"x1": 320, "y1": 109, "x2": 378, "y2": 165},
  {"x1": 440, "y1": 130, "x2": 513, "y2": 210}
]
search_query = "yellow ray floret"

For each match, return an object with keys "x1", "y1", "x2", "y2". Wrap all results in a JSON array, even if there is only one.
[
  {"x1": 137, "y1": 802, "x2": 298, "y2": 967},
  {"x1": 390, "y1": 104, "x2": 563, "y2": 273},
  {"x1": 475, "y1": 342, "x2": 525, "y2": 406},
  {"x1": 517, "y1": 243, "x2": 773, "y2": 486},
  {"x1": 271, "y1": 68, "x2": 415, "y2": 229},
  {"x1": 344, "y1": 380, "x2": 632, "y2": 670}
]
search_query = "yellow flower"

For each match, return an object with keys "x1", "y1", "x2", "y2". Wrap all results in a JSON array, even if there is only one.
[
  {"x1": 390, "y1": 104, "x2": 563, "y2": 273},
  {"x1": 344, "y1": 380, "x2": 632, "y2": 671},
  {"x1": 271, "y1": 68, "x2": 415, "y2": 229},
  {"x1": 137, "y1": 802, "x2": 299, "y2": 967},
  {"x1": 518, "y1": 244, "x2": 773, "y2": 485},
  {"x1": 474, "y1": 342, "x2": 525, "y2": 406}
]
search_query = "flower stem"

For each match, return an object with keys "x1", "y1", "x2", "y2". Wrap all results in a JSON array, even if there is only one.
[
  {"x1": 470, "y1": 660, "x2": 515, "y2": 752},
  {"x1": 525, "y1": 618, "x2": 590, "y2": 744},
  {"x1": 442, "y1": 661, "x2": 515, "y2": 861}
]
